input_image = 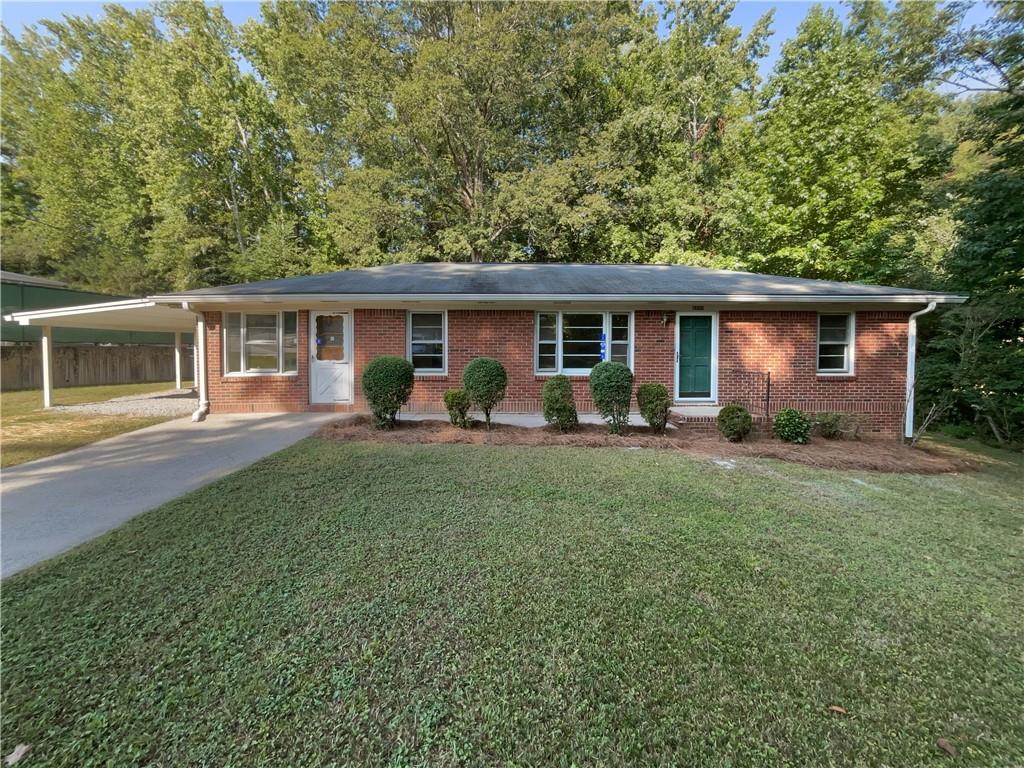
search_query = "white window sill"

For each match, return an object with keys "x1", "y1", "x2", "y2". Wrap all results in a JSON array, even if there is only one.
[
  {"x1": 534, "y1": 369, "x2": 634, "y2": 378},
  {"x1": 223, "y1": 371, "x2": 299, "y2": 378}
]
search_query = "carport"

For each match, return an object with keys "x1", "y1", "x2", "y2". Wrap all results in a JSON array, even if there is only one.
[{"x1": 4, "y1": 299, "x2": 206, "y2": 415}]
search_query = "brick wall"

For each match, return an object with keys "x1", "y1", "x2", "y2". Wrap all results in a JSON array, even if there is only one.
[
  {"x1": 205, "y1": 307, "x2": 910, "y2": 437},
  {"x1": 718, "y1": 310, "x2": 909, "y2": 437}
]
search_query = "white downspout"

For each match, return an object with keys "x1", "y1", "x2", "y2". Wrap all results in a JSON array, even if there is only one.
[
  {"x1": 904, "y1": 301, "x2": 938, "y2": 440},
  {"x1": 184, "y1": 302, "x2": 210, "y2": 422}
]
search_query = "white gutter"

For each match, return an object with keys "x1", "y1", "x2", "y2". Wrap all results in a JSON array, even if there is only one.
[
  {"x1": 904, "y1": 301, "x2": 938, "y2": 440},
  {"x1": 150, "y1": 292, "x2": 968, "y2": 305},
  {"x1": 5, "y1": 298, "x2": 157, "y2": 322},
  {"x1": 182, "y1": 302, "x2": 209, "y2": 422}
]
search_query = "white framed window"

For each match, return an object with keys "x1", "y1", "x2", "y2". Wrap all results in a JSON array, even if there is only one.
[
  {"x1": 817, "y1": 313, "x2": 855, "y2": 374},
  {"x1": 535, "y1": 311, "x2": 633, "y2": 375},
  {"x1": 407, "y1": 310, "x2": 447, "y2": 373},
  {"x1": 223, "y1": 311, "x2": 298, "y2": 375}
]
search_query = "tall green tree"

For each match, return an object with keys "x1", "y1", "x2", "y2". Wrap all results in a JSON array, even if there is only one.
[
  {"x1": 1, "y1": 8, "x2": 160, "y2": 293},
  {"x1": 917, "y1": 1, "x2": 1024, "y2": 445},
  {"x1": 722, "y1": 4, "x2": 956, "y2": 284},
  {"x1": 244, "y1": 0, "x2": 639, "y2": 265},
  {"x1": 496, "y1": 0, "x2": 771, "y2": 265},
  {"x1": 127, "y1": 1, "x2": 298, "y2": 288}
]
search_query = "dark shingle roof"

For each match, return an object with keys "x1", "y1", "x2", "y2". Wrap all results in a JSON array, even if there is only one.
[{"x1": 159, "y1": 263, "x2": 961, "y2": 300}]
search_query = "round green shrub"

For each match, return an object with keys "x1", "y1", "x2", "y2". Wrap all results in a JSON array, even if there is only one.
[
  {"x1": 542, "y1": 374, "x2": 578, "y2": 433},
  {"x1": 362, "y1": 356, "x2": 414, "y2": 430},
  {"x1": 773, "y1": 407, "x2": 811, "y2": 444},
  {"x1": 636, "y1": 382, "x2": 670, "y2": 434},
  {"x1": 717, "y1": 404, "x2": 753, "y2": 442},
  {"x1": 443, "y1": 388, "x2": 471, "y2": 429},
  {"x1": 462, "y1": 357, "x2": 507, "y2": 429},
  {"x1": 589, "y1": 361, "x2": 633, "y2": 434}
]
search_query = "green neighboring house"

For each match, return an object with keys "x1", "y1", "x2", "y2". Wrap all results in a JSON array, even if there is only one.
[{"x1": 1, "y1": 270, "x2": 186, "y2": 345}]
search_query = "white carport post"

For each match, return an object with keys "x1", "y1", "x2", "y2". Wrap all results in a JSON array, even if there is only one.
[
  {"x1": 173, "y1": 331, "x2": 183, "y2": 390},
  {"x1": 40, "y1": 325, "x2": 54, "y2": 408}
]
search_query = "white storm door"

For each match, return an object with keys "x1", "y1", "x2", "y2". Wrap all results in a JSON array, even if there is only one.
[{"x1": 310, "y1": 312, "x2": 353, "y2": 404}]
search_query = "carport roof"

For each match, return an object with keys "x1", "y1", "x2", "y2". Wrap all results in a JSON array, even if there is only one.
[{"x1": 4, "y1": 298, "x2": 196, "y2": 332}]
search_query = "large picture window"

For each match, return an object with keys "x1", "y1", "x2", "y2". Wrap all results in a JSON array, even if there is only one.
[
  {"x1": 223, "y1": 311, "x2": 298, "y2": 375},
  {"x1": 407, "y1": 311, "x2": 446, "y2": 373},
  {"x1": 817, "y1": 313, "x2": 854, "y2": 374},
  {"x1": 535, "y1": 311, "x2": 632, "y2": 374}
]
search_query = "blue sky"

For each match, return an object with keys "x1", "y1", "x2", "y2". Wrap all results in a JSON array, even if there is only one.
[{"x1": 0, "y1": 0, "x2": 997, "y2": 80}]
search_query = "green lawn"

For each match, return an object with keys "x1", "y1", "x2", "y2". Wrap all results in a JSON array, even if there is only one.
[
  {"x1": 1, "y1": 381, "x2": 190, "y2": 467},
  {"x1": 2, "y1": 439, "x2": 1022, "y2": 766}
]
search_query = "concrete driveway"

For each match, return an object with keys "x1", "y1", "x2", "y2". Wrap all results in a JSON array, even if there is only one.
[{"x1": 1, "y1": 412, "x2": 337, "y2": 578}]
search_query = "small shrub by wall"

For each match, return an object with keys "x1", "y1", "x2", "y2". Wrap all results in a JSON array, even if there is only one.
[
  {"x1": 717, "y1": 404, "x2": 753, "y2": 442},
  {"x1": 362, "y1": 356, "x2": 414, "y2": 429},
  {"x1": 443, "y1": 388, "x2": 471, "y2": 428},
  {"x1": 815, "y1": 411, "x2": 860, "y2": 440},
  {"x1": 636, "y1": 382, "x2": 670, "y2": 434},
  {"x1": 463, "y1": 357, "x2": 508, "y2": 429},
  {"x1": 590, "y1": 361, "x2": 634, "y2": 434},
  {"x1": 773, "y1": 408, "x2": 811, "y2": 444},
  {"x1": 542, "y1": 374, "x2": 578, "y2": 433}
]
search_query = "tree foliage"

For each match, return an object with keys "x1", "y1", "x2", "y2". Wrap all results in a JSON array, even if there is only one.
[{"x1": 916, "y1": 1, "x2": 1024, "y2": 446}]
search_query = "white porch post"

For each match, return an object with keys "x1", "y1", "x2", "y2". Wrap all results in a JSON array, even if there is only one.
[
  {"x1": 173, "y1": 331, "x2": 183, "y2": 389},
  {"x1": 40, "y1": 325, "x2": 54, "y2": 408},
  {"x1": 193, "y1": 323, "x2": 200, "y2": 391},
  {"x1": 191, "y1": 312, "x2": 209, "y2": 421}
]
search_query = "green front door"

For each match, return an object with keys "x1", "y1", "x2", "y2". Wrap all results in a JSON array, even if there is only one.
[{"x1": 678, "y1": 315, "x2": 713, "y2": 399}]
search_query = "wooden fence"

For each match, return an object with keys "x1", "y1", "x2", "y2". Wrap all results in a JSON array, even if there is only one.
[{"x1": 1, "y1": 344, "x2": 194, "y2": 391}]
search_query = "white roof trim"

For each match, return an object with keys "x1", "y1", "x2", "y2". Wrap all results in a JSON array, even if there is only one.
[
  {"x1": 4, "y1": 299, "x2": 197, "y2": 332},
  {"x1": 153, "y1": 292, "x2": 968, "y2": 305}
]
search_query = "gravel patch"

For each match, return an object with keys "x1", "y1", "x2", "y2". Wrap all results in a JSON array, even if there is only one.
[{"x1": 52, "y1": 389, "x2": 197, "y2": 418}]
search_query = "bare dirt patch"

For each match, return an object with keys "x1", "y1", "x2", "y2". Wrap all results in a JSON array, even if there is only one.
[{"x1": 316, "y1": 415, "x2": 979, "y2": 474}]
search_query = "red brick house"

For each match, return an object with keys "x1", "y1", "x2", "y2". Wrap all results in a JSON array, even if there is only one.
[{"x1": 153, "y1": 263, "x2": 966, "y2": 438}]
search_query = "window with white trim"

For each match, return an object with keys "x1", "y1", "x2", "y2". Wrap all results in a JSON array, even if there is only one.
[
  {"x1": 224, "y1": 311, "x2": 298, "y2": 374},
  {"x1": 408, "y1": 311, "x2": 446, "y2": 372},
  {"x1": 536, "y1": 311, "x2": 632, "y2": 374},
  {"x1": 817, "y1": 313, "x2": 854, "y2": 373}
]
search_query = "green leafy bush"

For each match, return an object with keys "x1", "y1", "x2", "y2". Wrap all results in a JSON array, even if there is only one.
[
  {"x1": 443, "y1": 388, "x2": 471, "y2": 428},
  {"x1": 462, "y1": 357, "x2": 507, "y2": 429},
  {"x1": 636, "y1": 382, "x2": 670, "y2": 433},
  {"x1": 717, "y1": 404, "x2": 753, "y2": 442},
  {"x1": 589, "y1": 361, "x2": 633, "y2": 434},
  {"x1": 542, "y1": 375, "x2": 578, "y2": 433},
  {"x1": 773, "y1": 408, "x2": 811, "y2": 444},
  {"x1": 940, "y1": 423, "x2": 976, "y2": 440},
  {"x1": 362, "y1": 356, "x2": 414, "y2": 429},
  {"x1": 815, "y1": 411, "x2": 859, "y2": 440}
]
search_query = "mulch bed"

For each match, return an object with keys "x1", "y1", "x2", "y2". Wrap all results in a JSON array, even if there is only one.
[{"x1": 316, "y1": 415, "x2": 980, "y2": 474}]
